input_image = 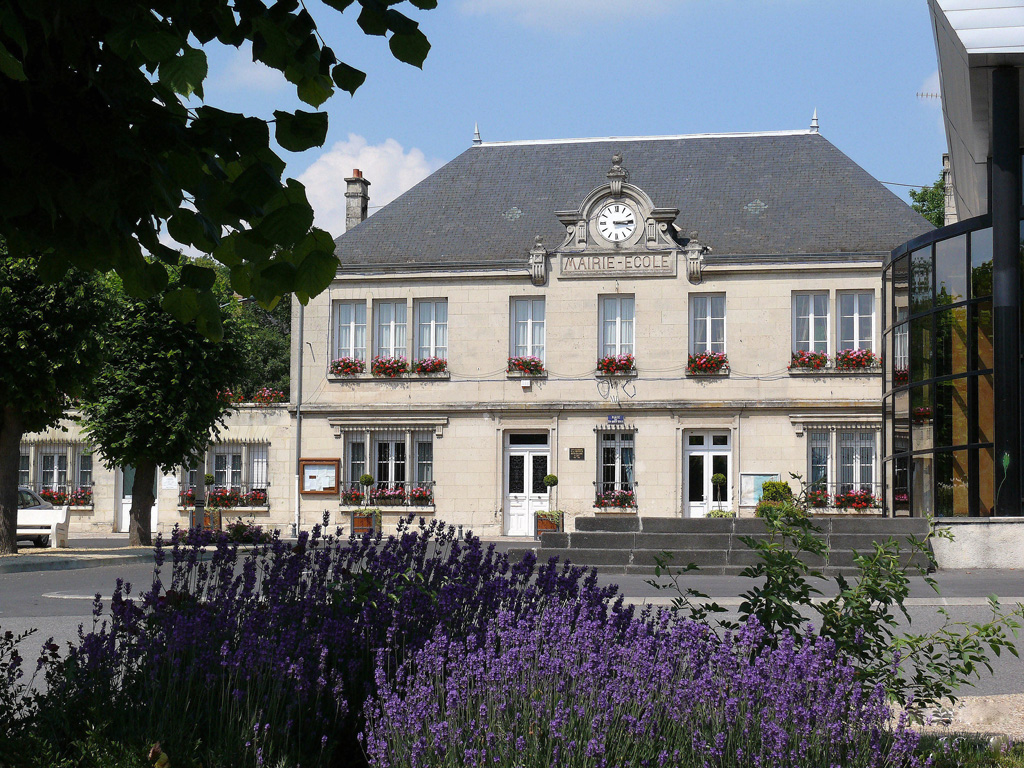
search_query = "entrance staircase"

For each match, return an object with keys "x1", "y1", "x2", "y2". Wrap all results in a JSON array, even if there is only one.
[{"x1": 509, "y1": 515, "x2": 933, "y2": 576}]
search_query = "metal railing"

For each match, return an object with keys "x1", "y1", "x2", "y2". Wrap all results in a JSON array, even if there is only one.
[
  {"x1": 20, "y1": 482, "x2": 94, "y2": 508},
  {"x1": 178, "y1": 482, "x2": 269, "y2": 509},
  {"x1": 341, "y1": 480, "x2": 436, "y2": 508},
  {"x1": 804, "y1": 481, "x2": 883, "y2": 511}
]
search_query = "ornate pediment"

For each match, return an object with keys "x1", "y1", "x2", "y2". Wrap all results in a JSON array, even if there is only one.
[{"x1": 551, "y1": 154, "x2": 707, "y2": 280}]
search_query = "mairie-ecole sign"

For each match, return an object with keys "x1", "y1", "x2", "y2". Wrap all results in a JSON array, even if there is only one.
[{"x1": 558, "y1": 250, "x2": 677, "y2": 279}]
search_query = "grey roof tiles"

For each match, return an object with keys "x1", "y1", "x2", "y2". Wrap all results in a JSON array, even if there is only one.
[{"x1": 333, "y1": 132, "x2": 932, "y2": 270}]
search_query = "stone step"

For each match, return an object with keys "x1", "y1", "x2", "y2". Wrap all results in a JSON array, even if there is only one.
[
  {"x1": 536, "y1": 548, "x2": 631, "y2": 567},
  {"x1": 625, "y1": 564, "x2": 864, "y2": 578},
  {"x1": 823, "y1": 516, "x2": 930, "y2": 535},
  {"x1": 639, "y1": 518, "x2": 735, "y2": 534},
  {"x1": 574, "y1": 516, "x2": 640, "y2": 532}
]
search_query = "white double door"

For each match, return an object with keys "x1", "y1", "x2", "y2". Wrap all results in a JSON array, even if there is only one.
[
  {"x1": 504, "y1": 435, "x2": 550, "y2": 537},
  {"x1": 684, "y1": 431, "x2": 731, "y2": 518}
]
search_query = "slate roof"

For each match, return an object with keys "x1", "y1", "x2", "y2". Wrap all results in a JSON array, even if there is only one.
[{"x1": 333, "y1": 131, "x2": 933, "y2": 270}]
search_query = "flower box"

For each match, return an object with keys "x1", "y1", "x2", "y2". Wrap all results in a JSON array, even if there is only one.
[
  {"x1": 371, "y1": 356, "x2": 409, "y2": 378},
  {"x1": 507, "y1": 356, "x2": 545, "y2": 376},
  {"x1": 806, "y1": 488, "x2": 830, "y2": 508},
  {"x1": 893, "y1": 368, "x2": 909, "y2": 386},
  {"x1": 789, "y1": 351, "x2": 828, "y2": 371},
  {"x1": 352, "y1": 509, "x2": 381, "y2": 535},
  {"x1": 686, "y1": 351, "x2": 728, "y2": 375},
  {"x1": 597, "y1": 354, "x2": 636, "y2": 375},
  {"x1": 833, "y1": 490, "x2": 879, "y2": 510},
  {"x1": 341, "y1": 487, "x2": 364, "y2": 505},
  {"x1": 408, "y1": 486, "x2": 434, "y2": 506},
  {"x1": 912, "y1": 406, "x2": 932, "y2": 423},
  {"x1": 369, "y1": 486, "x2": 407, "y2": 506},
  {"x1": 413, "y1": 357, "x2": 447, "y2": 374},
  {"x1": 329, "y1": 357, "x2": 365, "y2": 376},
  {"x1": 834, "y1": 349, "x2": 879, "y2": 371},
  {"x1": 594, "y1": 489, "x2": 637, "y2": 509}
]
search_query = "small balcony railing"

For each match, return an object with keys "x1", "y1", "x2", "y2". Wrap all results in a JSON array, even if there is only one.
[
  {"x1": 804, "y1": 481, "x2": 883, "y2": 511},
  {"x1": 178, "y1": 482, "x2": 269, "y2": 510},
  {"x1": 341, "y1": 480, "x2": 436, "y2": 508},
  {"x1": 22, "y1": 482, "x2": 94, "y2": 509}
]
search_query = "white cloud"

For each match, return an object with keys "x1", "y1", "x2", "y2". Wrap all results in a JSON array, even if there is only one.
[
  {"x1": 461, "y1": 0, "x2": 677, "y2": 28},
  {"x1": 209, "y1": 47, "x2": 286, "y2": 94},
  {"x1": 298, "y1": 135, "x2": 443, "y2": 237}
]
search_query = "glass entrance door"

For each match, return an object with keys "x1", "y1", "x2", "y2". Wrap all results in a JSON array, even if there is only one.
[{"x1": 684, "y1": 431, "x2": 731, "y2": 517}]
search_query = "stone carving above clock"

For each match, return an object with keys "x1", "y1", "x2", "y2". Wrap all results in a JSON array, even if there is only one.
[{"x1": 552, "y1": 154, "x2": 708, "y2": 280}]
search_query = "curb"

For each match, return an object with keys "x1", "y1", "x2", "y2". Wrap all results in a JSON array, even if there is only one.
[
  {"x1": 0, "y1": 552, "x2": 158, "y2": 575},
  {"x1": 625, "y1": 596, "x2": 1024, "y2": 608}
]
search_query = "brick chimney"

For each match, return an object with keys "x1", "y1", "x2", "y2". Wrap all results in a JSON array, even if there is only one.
[{"x1": 345, "y1": 169, "x2": 371, "y2": 232}]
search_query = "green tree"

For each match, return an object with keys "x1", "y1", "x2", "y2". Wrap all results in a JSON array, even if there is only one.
[
  {"x1": 0, "y1": 0, "x2": 435, "y2": 338},
  {"x1": 80, "y1": 281, "x2": 244, "y2": 546},
  {"x1": 231, "y1": 294, "x2": 291, "y2": 399},
  {"x1": 909, "y1": 173, "x2": 945, "y2": 228},
  {"x1": 0, "y1": 245, "x2": 105, "y2": 554}
]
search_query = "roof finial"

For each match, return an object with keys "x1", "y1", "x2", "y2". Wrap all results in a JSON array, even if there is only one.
[
  {"x1": 473, "y1": 122, "x2": 482, "y2": 145},
  {"x1": 810, "y1": 108, "x2": 819, "y2": 134}
]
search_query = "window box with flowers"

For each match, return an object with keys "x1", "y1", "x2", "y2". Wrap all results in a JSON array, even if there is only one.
[
  {"x1": 408, "y1": 486, "x2": 434, "y2": 506},
  {"x1": 594, "y1": 488, "x2": 637, "y2": 509},
  {"x1": 535, "y1": 509, "x2": 563, "y2": 534},
  {"x1": 894, "y1": 368, "x2": 909, "y2": 386},
  {"x1": 371, "y1": 356, "x2": 409, "y2": 378},
  {"x1": 913, "y1": 406, "x2": 932, "y2": 424},
  {"x1": 370, "y1": 486, "x2": 407, "y2": 506},
  {"x1": 352, "y1": 507, "x2": 382, "y2": 536},
  {"x1": 789, "y1": 351, "x2": 829, "y2": 372},
  {"x1": 329, "y1": 357, "x2": 366, "y2": 377},
  {"x1": 507, "y1": 356, "x2": 546, "y2": 377},
  {"x1": 834, "y1": 349, "x2": 880, "y2": 371},
  {"x1": 341, "y1": 486, "x2": 365, "y2": 506},
  {"x1": 806, "y1": 487, "x2": 830, "y2": 508},
  {"x1": 413, "y1": 357, "x2": 448, "y2": 376},
  {"x1": 596, "y1": 354, "x2": 636, "y2": 376},
  {"x1": 834, "y1": 489, "x2": 880, "y2": 511},
  {"x1": 686, "y1": 351, "x2": 729, "y2": 376}
]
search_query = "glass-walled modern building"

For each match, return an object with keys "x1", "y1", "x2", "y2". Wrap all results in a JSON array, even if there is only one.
[{"x1": 883, "y1": 217, "x2": 996, "y2": 516}]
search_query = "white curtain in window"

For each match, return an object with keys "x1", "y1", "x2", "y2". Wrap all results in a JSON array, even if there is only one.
[
  {"x1": 334, "y1": 301, "x2": 367, "y2": 360},
  {"x1": 416, "y1": 300, "x2": 448, "y2": 359},
  {"x1": 839, "y1": 293, "x2": 873, "y2": 351},
  {"x1": 513, "y1": 298, "x2": 545, "y2": 358},
  {"x1": 601, "y1": 296, "x2": 634, "y2": 356},
  {"x1": 376, "y1": 301, "x2": 407, "y2": 358}
]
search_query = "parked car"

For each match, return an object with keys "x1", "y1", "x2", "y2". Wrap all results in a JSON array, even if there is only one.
[{"x1": 17, "y1": 486, "x2": 54, "y2": 547}]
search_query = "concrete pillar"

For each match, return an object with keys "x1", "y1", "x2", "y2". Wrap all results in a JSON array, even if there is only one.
[{"x1": 345, "y1": 169, "x2": 371, "y2": 232}]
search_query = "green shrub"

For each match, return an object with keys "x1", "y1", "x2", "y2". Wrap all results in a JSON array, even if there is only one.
[
  {"x1": 705, "y1": 508, "x2": 736, "y2": 518},
  {"x1": 760, "y1": 480, "x2": 793, "y2": 502}
]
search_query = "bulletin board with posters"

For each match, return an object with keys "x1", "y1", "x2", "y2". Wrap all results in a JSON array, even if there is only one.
[{"x1": 300, "y1": 458, "x2": 340, "y2": 495}]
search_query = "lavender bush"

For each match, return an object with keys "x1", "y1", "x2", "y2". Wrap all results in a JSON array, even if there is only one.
[
  {"x1": 363, "y1": 605, "x2": 925, "y2": 768},
  {"x1": 22, "y1": 517, "x2": 624, "y2": 768}
]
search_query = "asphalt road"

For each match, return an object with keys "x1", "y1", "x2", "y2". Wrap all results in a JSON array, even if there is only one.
[{"x1": 2, "y1": 559, "x2": 1023, "y2": 696}]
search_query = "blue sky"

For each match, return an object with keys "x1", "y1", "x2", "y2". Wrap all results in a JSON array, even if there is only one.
[{"x1": 201, "y1": 0, "x2": 946, "y2": 237}]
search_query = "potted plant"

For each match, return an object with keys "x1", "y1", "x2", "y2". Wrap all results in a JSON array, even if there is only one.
[
  {"x1": 594, "y1": 488, "x2": 637, "y2": 509},
  {"x1": 506, "y1": 356, "x2": 545, "y2": 375},
  {"x1": 413, "y1": 357, "x2": 448, "y2": 374},
  {"x1": 711, "y1": 472, "x2": 727, "y2": 510},
  {"x1": 371, "y1": 356, "x2": 409, "y2": 377},
  {"x1": 352, "y1": 507, "x2": 382, "y2": 535},
  {"x1": 834, "y1": 349, "x2": 879, "y2": 371},
  {"x1": 535, "y1": 509, "x2": 563, "y2": 535},
  {"x1": 597, "y1": 353, "x2": 635, "y2": 375},
  {"x1": 789, "y1": 350, "x2": 828, "y2": 371},
  {"x1": 341, "y1": 485, "x2": 364, "y2": 505},
  {"x1": 409, "y1": 486, "x2": 434, "y2": 505}
]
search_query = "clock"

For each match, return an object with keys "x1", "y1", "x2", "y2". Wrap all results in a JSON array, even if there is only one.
[{"x1": 597, "y1": 202, "x2": 637, "y2": 243}]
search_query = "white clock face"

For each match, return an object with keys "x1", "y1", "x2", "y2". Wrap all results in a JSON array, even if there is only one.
[{"x1": 597, "y1": 202, "x2": 637, "y2": 242}]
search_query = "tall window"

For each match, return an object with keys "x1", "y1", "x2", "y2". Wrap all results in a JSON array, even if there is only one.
[
  {"x1": 77, "y1": 453, "x2": 93, "y2": 489},
  {"x1": 415, "y1": 440, "x2": 433, "y2": 484},
  {"x1": 512, "y1": 298, "x2": 545, "y2": 359},
  {"x1": 375, "y1": 300, "x2": 408, "y2": 358},
  {"x1": 214, "y1": 450, "x2": 242, "y2": 488},
  {"x1": 376, "y1": 440, "x2": 407, "y2": 487},
  {"x1": 808, "y1": 431, "x2": 829, "y2": 489},
  {"x1": 347, "y1": 439, "x2": 366, "y2": 486},
  {"x1": 600, "y1": 295, "x2": 635, "y2": 357},
  {"x1": 600, "y1": 432, "x2": 635, "y2": 493},
  {"x1": 894, "y1": 307, "x2": 909, "y2": 373},
  {"x1": 415, "y1": 299, "x2": 448, "y2": 360},
  {"x1": 334, "y1": 301, "x2": 367, "y2": 361},
  {"x1": 839, "y1": 431, "x2": 876, "y2": 492},
  {"x1": 19, "y1": 452, "x2": 29, "y2": 486},
  {"x1": 39, "y1": 450, "x2": 68, "y2": 489},
  {"x1": 793, "y1": 293, "x2": 829, "y2": 354},
  {"x1": 690, "y1": 294, "x2": 725, "y2": 354},
  {"x1": 839, "y1": 292, "x2": 874, "y2": 351}
]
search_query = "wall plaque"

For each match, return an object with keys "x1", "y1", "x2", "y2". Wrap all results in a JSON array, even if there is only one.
[
  {"x1": 300, "y1": 458, "x2": 341, "y2": 494},
  {"x1": 559, "y1": 250, "x2": 676, "y2": 279},
  {"x1": 569, "y1": 448, "x2": 585, "y2": 460}
]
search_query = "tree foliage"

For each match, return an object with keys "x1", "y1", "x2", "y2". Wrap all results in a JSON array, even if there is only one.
[
  {"x1": 0, "y1": 244, "x2": 106, "y2": 554},
  {"x1": 0, "y1": 0, "x2": 435, "y2": 339},
  {"x1": 909, "y1": 173, "x2": 945, "y2": 228},
  {"x1": 80, "y1": 279, "x2": 244, "y2": 545}
]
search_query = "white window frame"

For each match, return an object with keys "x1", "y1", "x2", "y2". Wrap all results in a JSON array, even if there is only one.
[
  {"x1": 347, "y1": 437, "x2": 367, "y2": 486},
  {"x1": 375, "y1": 438, "x2": 407, "y2": 486},
  {"x1": 792, "y1": 292, "x2": 830, "y2": 355},
  {"x1": 415, "y1": 299, "x2": 448, "y2": 360},
  {"x1": 39, "y1": 449, "x2": 68, "y2": 490},
  {"x1": 213, "y1": 450, "x2": 243, "y2": 489},
  {"x1": 19, "y1": 451, "x2": 30, "y2": 487},
  {"x1": 838, "y1": 291, "x2": 875, "y2": 352},
  {"x1": 333, "y1": 300, "x2": 367, "y2": 361},
  {"x1": 807, "y1": 430, "x2": 830, "y2": 489},
  {"x1": 414, "y1": 438, "x2": 433, "y2": 485},
  {"x1": 77, "y1": 452, "x2": 93, "y2": 489},
  {"x1": 374, "y1": 300, "x2": 408, "y2": 359},
  {"x1": 600, "y1": 295, "x2": 635, "y2": 358},
  {"x1": 806, "y1": 429, "x2": 878, "y2": 495},
  {"x1": 599, "y1": 431, "x2": 635, "y2": 494},
  {"x1": 511, "y1": 297, "x2": 546, "y2": 360},
  {"x1": 689, "y1": 294, "x2": 726, "y2": 354}
]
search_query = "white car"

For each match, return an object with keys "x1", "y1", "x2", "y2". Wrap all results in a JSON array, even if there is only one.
[{"x1": 17, "y1": 486, "x2": 55, "y2": 547}]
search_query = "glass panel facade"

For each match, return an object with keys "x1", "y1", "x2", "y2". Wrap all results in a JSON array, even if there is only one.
[{"x1": 883, "y1": 217, "x2": 997, "y2": 517}]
